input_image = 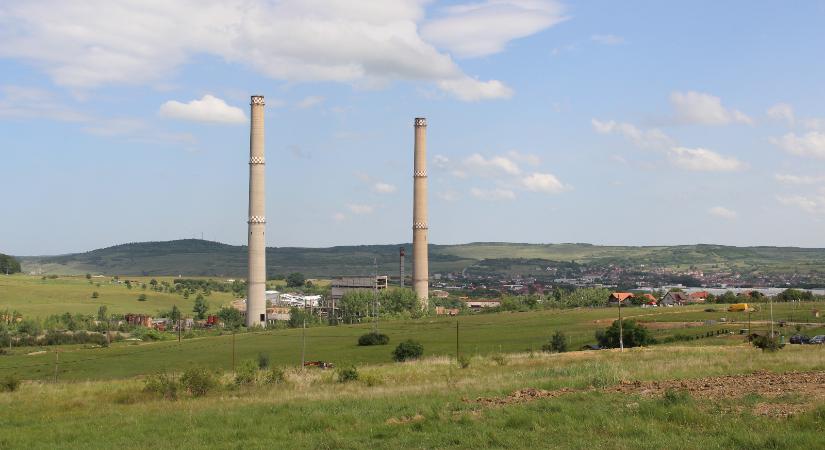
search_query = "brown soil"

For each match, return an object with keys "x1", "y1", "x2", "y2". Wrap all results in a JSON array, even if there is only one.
[
  {"x1": 605, "y1": 370, "x2": 825, "y2": 400},
  {"x1": 474, "y1": 387, "x2": 578, "y2": 407},
  {"x1": 472, "y1": 370, "x2": 825, "y2": 416}
]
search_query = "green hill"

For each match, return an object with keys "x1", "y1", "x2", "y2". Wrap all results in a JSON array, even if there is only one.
[{"x1": 13, "y1": 239, "x2": 825, "y2": 278}]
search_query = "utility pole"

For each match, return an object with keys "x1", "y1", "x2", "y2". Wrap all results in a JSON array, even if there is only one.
[
  {"x1": 53, "y1": 350, "x2": 60, "y2": 383},
  {"x1": 373, "y1": 257, "x2": 379, "y2": 334},
  {"x1": 301, "y1": 318, "x2": 306, "y2": 369},
  {"x1": 178, "y1": 319, "x2": 182, "y2": 343},
  {"x1": 770, "y1": 295, "x2": 775, "y2": 338},
  {"x1": 232, "y1": 330, "x2": 236, "y2": 374},
  {"x1": 331, "y1": 295, "x2": 336, "y2": 326},
  {"x1": 618, "y1": 299, "x2": 624, "y2": 351},
  {"x1": 456, "y1": 318, "x2": 460, "y2": 363}
]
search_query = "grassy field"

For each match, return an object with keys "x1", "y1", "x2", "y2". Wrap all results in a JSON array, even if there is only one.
[
  {"x1": 1, "y1": 345, "x2": 824, "y2": 449},
  {"x1": 0, "y1": 275, "x2": 238, "y2": 317},
  {"x1": 2, "y1": 294, "x2": 824, "y2": 381}
]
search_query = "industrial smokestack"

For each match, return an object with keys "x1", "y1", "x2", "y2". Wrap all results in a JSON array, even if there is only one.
[
  {"x1": 246, "y1": 95, "x2": 267, "y2": 328},
  {"x1": 412, "y1": 118, "x2": 429, "y2": 309}
]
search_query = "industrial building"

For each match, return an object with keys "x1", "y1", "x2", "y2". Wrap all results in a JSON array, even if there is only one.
[{"x1": 331, "y1": 276, "x2": 388, "y2": 301}]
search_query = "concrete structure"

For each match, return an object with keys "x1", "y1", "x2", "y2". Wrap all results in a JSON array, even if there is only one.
[
  {"x1": 331, "y1": 276, "x2": 388, "y2": 301},
  {"x1": 412, "y1": 117, "x2": 429, "y2": 309},
  {"x1": 463, "y1": 299, "x2": 501, "y2": 309},
  {"x1": 246, "y1": 95, "x2": 267, "y2": 328}
]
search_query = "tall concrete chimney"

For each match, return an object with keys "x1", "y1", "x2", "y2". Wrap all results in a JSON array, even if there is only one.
[
  {"x1": 246, "y1": 95, "x2": 267, "y2": 328},
  {"x1": 412, "y1": 117, "x2": 429, "y2": 310}
]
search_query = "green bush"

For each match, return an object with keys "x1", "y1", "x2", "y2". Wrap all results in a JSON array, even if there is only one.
[
  {"x1": 257, "y1": 352, "x2": 270, "y2": 369},
  {"x1": 392, "y1": 339, "x2": 423, "y2": 362},
  {"x1": 358, "y1": 332, "x2": 390, "y2": 346},
  {"x1": 132, "y1": 327, "x2": 164, "y2": 342},
  {"x1": 143, "y1": 372, "x2": 178, "y2": 400},
  {"x1": 264, "y1": 367, "x2": 285, "y2": 384},
  {"x1": 751, "y1": 335, "x2": 784, "y2": 352},
  {"x1": 180, "y1": 368, "x2": 215, "y2": 397},
  {"x1": 235, "y1": 359, "x2": 258, "y2": 385},
  {"x1": 337, "y1": 366, "x2": 359, "y2": 383},
  {"x1": 595, "y1": 320, "x2": 656, "y2": 349},
  {"x1": 458, "y1": 355, "x2": 471, "y2": 369},
  {"x1": 0, "y1": 375, "x2": 20, "y2": 392},
  {"x1": 542, "y1": 331, "x2": 568, "y2": 353}
]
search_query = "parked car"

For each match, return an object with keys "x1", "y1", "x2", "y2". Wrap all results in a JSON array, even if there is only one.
[
  {"x1": 790, "y1": 334, "x2": 810, "y2": 344},
  {"x1": 810, "y1": 335, "x2": 825, "y2": 344}
]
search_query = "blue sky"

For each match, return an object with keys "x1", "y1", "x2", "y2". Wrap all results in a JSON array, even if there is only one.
[{"x1": 2, "y1": 0, "x2": 825, "y2": 255}]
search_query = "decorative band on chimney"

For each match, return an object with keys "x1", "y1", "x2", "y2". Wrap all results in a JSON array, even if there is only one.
[
  {"x1": 413, "y1": 222, "x2": 428, "y2": 230},
  {"x1": 413, "y1": 170, "x2": 427, "y2": 177},
  {"x1": 251, "y1": 96, "x2": 265, "y2": 105},
  {"x1": 414, "y1": 117, "x2": 427, "y2": 127},
  {"x1": 249, "y1": 156, "x2": 265, "y2": 165},
  {"x1": 248, "y1": 216, "x2": 266, "y2": 224}
]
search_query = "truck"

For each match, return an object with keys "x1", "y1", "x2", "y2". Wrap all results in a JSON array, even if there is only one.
[{"x1": 727, "y1": 303, "x2": 749, "y2": 312}]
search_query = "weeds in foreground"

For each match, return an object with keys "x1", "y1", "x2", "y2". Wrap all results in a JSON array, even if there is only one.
[
  {"x1": 490, "y1": 354, "x2": 507, "y2": 366},
  {"x1": 337, "y1": 366, "x2": 359, "y2": 383},
  {"x1": 180, "y1": 368, "x2": 215, "y2": 397},
  {"x1": 143, "y1": 372, "x2": 178, "y2": 400},
  {"x1": 0, "y1": 375, "x2": 20, "y2": 392}
]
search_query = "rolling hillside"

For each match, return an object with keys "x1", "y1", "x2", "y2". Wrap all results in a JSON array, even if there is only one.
[{"x1": 13, "y1": 239, "x2": 825, "y2": 278}]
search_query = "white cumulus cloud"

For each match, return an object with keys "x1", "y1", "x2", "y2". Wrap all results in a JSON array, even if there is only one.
[
  {"x1": 766, "y1": 103, "x2": 795, "y2": 125},
  {"x1": 670, "y1": 91, "x2": 752, "y2": 126},
  {"x1": 776, "y1": 193, "x2": 825, "y2": 214},
  {"x1": 0, "y1": 0, "x2": 523, "y2": 101},
  {"x1": 771, "y1": 132, "x2": 825, "y2": 159},
  {"x1": 521, "y1": 172, "x2": 568, "y2": 193},
  {"x1": 774, "y1": 173, "x2": 825, "y2": 185},
  {"x1": 158, "y1": 95, "x2": 246, "y2": 124},
  {"x1": 591, "y1": 119, "x2": 674, "y2": 149},
  {"x1": 372, "y1": 182, "x2": 397, "y2": 194},
  {"x1": 667, "y1": 147, "x2": 745, "y2": 172},
  {"x1": 708, "y1": 206, "x2": 737, "y2": 220},
  {"x1": 463, "y1": 153, "x2": 521, "y2": 176},
  {"x1": 347, "y1": 204, "x2": 375, "y2": 214},
  {"x1": 421, "y1": 0, "x2": 567, "y2": 58},
  {"x1": 470, "y1": 187, "x2": 516, "y2": 201}
]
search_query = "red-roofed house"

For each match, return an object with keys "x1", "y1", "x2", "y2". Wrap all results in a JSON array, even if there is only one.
[
  {"x1": 689, "y1": 291, "x2": 708, "y2": 303},
  {"x1": 660, "y1": 292, "x2": 691, "y2": 306},
  {"x1": 608, "y1": 292, "x2": 634, "y2": 306}
]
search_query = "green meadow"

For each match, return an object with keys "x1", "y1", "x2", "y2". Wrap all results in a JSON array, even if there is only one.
[
  {"x1": 0, "y1": 279, "x2": 825, "y2": 380},
  {"x1": 1, "y1": 346, "x2": 824, "y2": 449},
  {"x1": 3, "y1": 275, "x2": 825, "y2": 448},
  {"x1": 0, "y1": 275, "x2": 238, "y2": 317}
]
